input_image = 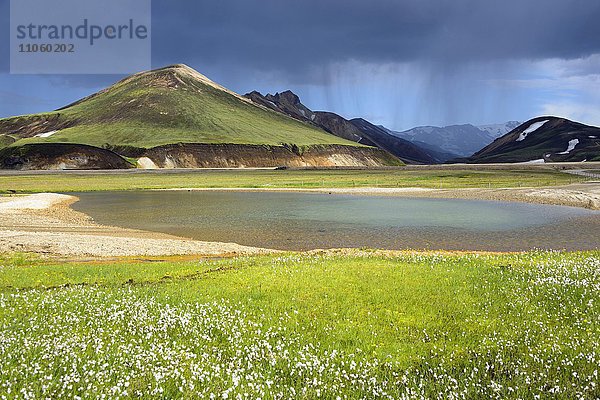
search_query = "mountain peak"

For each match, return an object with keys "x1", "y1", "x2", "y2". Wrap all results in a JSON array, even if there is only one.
[
  {"x1": 157, "y1": 63, "x2": 206, "y2": 76},
  {"x1": 163, "y1": 63, "x2": 193, "y2": 70},
  {"x1": 132, "y1": 64, "x2": 253, "y2": 103},
  {"x1": 55, "y1": 63, "x2": 246, "y2": 111},
  {"x1": 150, "y1": 64, "x2": 222, "y2": 88},
  {"x1": 249, "y1": 90, "x2": 314, "y2": 121},
  {"x1": 266, "y1": 90, "x2": 302, "y2": 106}
]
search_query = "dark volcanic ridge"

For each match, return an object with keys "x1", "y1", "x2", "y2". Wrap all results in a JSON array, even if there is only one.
[
  {"x1": 244, "y1": 90, "x2": 439, "y2": 164},
  {"x1": 459, "y1": 117, "x2": 600, "y2": 163},
  {"x1": 0, "y1": 143, "x2": 132, "y2": 170}
]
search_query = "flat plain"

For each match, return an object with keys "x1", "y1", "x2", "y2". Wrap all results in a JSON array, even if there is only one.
[{"x1": 0, "y1": 167, "x2": 584, "y2": 193}]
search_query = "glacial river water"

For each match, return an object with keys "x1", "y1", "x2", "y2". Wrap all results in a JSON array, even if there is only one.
[{"x1": 71, "y1": 190, "x2": 600, "y2": 251}]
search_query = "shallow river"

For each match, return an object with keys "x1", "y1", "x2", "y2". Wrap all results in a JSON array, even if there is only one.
[{"x1": 71, "y1": 191, "x2": 600, "y2": 251}]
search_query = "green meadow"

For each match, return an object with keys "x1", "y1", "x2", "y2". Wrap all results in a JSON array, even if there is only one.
[
  {"x1": 0, "y1": 168, "x2": 580, "y2": 193},
  {"x1": 1, "y1": 251, "x2": 599, "y2": 398}
]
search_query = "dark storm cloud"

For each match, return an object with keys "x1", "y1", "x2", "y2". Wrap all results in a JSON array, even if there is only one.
[
  {"x1": 1, "y1": 0, "x2": 599, "y2": 125},
  {"x1": 152, "y1": 0, "x2": 600, "y2": 75},
  {"x1": 0, "y1": 0, "x2": 9, "y2": 72},
  {"x1": 2, "y1": 0, "x2": 598, "y2": 83}
]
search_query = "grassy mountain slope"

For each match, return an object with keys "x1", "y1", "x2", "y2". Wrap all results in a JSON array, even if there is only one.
[{"x1": 0, "y1": 65, "x2": 361, "y2": 149}]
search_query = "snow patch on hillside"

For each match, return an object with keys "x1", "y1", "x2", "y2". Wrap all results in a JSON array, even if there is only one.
[
  {"x1": 558, "y1": 139, "x2": 579, "y2": 155},
  {"x1": 517, "y1": 120, "x2": 549, "y2": 141},
  {"x1": 34, "y1": 130, "x2": 58, "y2": 138}
]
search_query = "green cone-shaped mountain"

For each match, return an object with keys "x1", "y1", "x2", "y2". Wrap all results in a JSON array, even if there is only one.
[{"x1": 0, "y1": 64, "x2": 400, "y2": 169}]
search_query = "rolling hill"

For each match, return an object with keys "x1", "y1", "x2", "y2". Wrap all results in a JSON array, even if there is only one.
[
  {"x1": 463, "y1": 117, "x2": 600, "y2": 163},
  {"x1": 0, "y1": 65, "x2": 401, "y2": 169}
]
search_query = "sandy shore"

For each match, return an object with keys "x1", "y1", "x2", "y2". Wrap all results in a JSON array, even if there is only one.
[
  {"x1": 1, "y1": 183, "x2": 599, "y2": 257},
  {"x1": 167, "y1": 182, "x2": 600, "y2": 210},
  {"x1": 0, "y1": 193, "x2": 272, "y2": 257}
]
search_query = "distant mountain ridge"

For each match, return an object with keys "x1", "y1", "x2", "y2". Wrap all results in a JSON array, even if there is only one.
[
  {"x1": 389, "y1": 121, "x2": 521, "y2": 160},
  {"x1": 348, "y1": 118, "x2": 439, "y2": 164},
  {"x1": 245, "y1": 90, "x2": 440, "y2": 164},
  {"x1": 477, "y1": 121, "x2": 522, "y2": 138}
]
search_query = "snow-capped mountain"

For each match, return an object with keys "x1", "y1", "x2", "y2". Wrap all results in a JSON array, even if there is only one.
[
  {"x1": 477, "y1": 121, "x2": 522, "y2": 140},
  {"x1": 389, "y1": 122, "x2": 521, "y2": 159}
]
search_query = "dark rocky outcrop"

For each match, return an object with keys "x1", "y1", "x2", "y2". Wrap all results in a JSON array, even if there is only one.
[{"x1": 0, "y1": 143, "x2": 134, "y2": 170}]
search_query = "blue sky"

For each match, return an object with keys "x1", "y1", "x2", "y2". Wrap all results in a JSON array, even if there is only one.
[{"x1": 1, "y1": 0, "x2": 599, "y2": 131}]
